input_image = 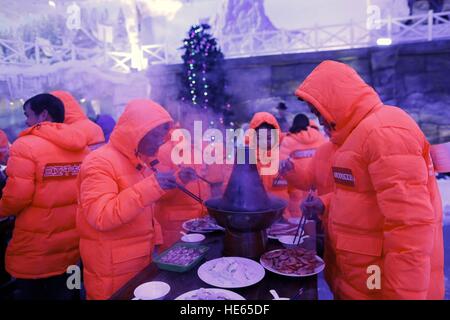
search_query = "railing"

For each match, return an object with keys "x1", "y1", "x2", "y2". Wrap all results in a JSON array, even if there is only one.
[
  {"x1": 0, "y1": 38, "x2": 104, "y2": 66},
  {"x1": 1, "y1": 10, "x2": 449, "y2": 72},
  {"x1": 217, "y1": 10, "x2": 450, "y2": 57}
]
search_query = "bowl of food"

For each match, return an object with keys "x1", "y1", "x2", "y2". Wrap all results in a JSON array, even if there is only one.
[
  {"x1": 133, "y1": 281, "x2": 170, "y2": 300},
  {"x1": 181, "y1": 233, "x2": 205, "y2": 243},
  {"x1": 278, "y1": 235, "x2": 309, "y2": 249},
  {"x1": 154, "y1": 243, "x2": 209, "y2": 272}
]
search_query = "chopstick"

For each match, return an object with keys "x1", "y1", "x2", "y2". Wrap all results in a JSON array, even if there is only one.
[
  {"x1": 297, "y1": 216, "x2": 308, "y2": 245},
  {"x1": 292, "y1": 215, "x2": 306, "y2": 245},
  {"x1": 292, "y1": 189, "x2": 315, "y2": 245},
  {"x1": 149, "y1": 160, "x2": 204, "y2": 204},
  {"x1": 291, "y1": 288, "x2": 304, "y2": 300},
  {"x1": 195, "y1": 173, "x2": 214, "y2": 186},
  {"x1": 175, "y1": 182, "x2": 204, "y2": 204},
  {"x1": 176, "y1": 164, "x2": 216, "y2": 186}
]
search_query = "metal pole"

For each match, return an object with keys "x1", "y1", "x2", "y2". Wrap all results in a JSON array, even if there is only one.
[
  {"x1": 428, "y1": 10, "x2": 433, "y2": 41},
  {"x1": 314, "y1": 24, "x2": 318, "y2": 51},
  {"x1": 350, "y1": 19, "x2": 354, "y2": 48},
  {"x1": 387, "y1": 14, "x2": 392, "y2": 40},
  {"x1": 281, "y1": 29, "x2": 287, "y2": 54}
]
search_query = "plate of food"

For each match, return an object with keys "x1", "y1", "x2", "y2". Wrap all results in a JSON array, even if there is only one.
[
  {"x1": 182, "y1": 216, "x2": 224, "y2": 233},
  {"x1": 260, "y1": 247, "x2": 325, "y2": 277},
  {"x1": 267, "y1": 221, "x2": 299, "y2": 239},
  {"x1": 198, "y1": 257, "x2": 265, "y2": 288},
  {"x1": 154, "y1": 243, "x2": 209, "y2": 272},
  {"x1": 175, "y1": 288, "x2": 246, "y2": 300}
]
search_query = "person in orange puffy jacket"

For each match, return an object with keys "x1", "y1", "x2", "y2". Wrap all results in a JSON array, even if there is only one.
[
  {"x1": 279, "y1": 114, "x2": 327, "y2": 218},
  {"x1": 0, "y1": 93, "x2": 89, "y2": 300},
  {"x1": 76, "y1": 99, "x2": 196, "y2": 300},
  {"x1": 154, "y1": 135, "x2": 225, "y2": 251},
  {"x1": 51, "y1": 91, "x2": 105, "y2": 150},
  {"x1": 293, "y1": 60, "x2": 444, "y2": 300},
  {"x1": 248, "y1": 112, "x2": 289, "y2": 214},
  {"x1": 153, "y1": 112, "x2": 231, "y2": 251}
]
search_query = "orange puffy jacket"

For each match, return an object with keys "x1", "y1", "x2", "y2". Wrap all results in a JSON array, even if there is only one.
[
  {"x1": 249, "y1": 112, "x2": 288, "y2": 211},
  {"x1": 279, "y1": 126, "x2": 327, "y2": 217},
  {"x1": 0, "y1": 123, "x2": 89, "y2": 279},
  {"x1": 76, "y1": 99, "x2": 172, "y2": 300},
  {"x1": 295, "y1": 60, "x2": 444, "y2": 299},
  {"x1": 51, "y1": 91, "x2": 105, "y2": 149}
]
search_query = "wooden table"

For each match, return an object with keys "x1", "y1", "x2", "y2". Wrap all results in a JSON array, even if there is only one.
[{"x1": 110, "y1": 222, "x2": 318, "y2": 300}]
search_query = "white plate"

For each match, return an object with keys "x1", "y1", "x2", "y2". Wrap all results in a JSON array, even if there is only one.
[
  {"x1": 260, "y1": 250, "x2": 325, "y2": 277},
  {"x1": 198, "y1": 257, "x2": 265, "y2": 288},
  {"x1": 181, "y1": 233, "x2": 206, "y2": 243},
  {"x1": 175, "y1": 288, "x2": 246, "y2": 300},
  {"x1": 133, "y1": 281, "x2": 170, "y2": 300},
  {"x1": 182, "y1": 218, "x2": 224, "y2": 233}
]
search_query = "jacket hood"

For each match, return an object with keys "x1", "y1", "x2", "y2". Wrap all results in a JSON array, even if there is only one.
[
  {"x1": 249, "y1": 112, "x2": 281, "y2": 131},
  {"x1": 287, "y1": 127, "x2": 326, "y2": 146},
  {"x1": 249, "y1": 112, "x2": 282, "y2": 158},
  {"x1": 109, "y1": 99, "x2": 173, "y2": 166},
  {"x1": 19, "y1": 122, "x2": 87, "y2": 151},
  {"x1": 295, "y1": 60, "x2": 383, "y2": 145},
  {"x1": 51, "y1": 90, "x2": 88, "y2": 124}
]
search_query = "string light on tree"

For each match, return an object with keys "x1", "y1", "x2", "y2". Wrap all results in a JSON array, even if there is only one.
[{"x1": 179, "y1": 23, "x2": 234, "y2": 127}]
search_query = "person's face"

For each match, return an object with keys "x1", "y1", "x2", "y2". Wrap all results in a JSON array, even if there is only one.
[
  {"x1": 137, "y1": 122, "x2": 171, "y2": 157},
  {"x1": 307, "y1": 102, "x2": 333, "y2": 137},
  {"x1": 24, "y1": 104, "x2": 49, "y2": 127}
]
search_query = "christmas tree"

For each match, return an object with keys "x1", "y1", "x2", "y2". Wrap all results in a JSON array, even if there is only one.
[{"x1": 179, "y1": 24, "x2": 234, "y2": 127}]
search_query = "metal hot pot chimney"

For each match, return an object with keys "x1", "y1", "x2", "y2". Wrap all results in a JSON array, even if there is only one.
[{"x1": 205, "y1": 146, "x2": 286, "y2": 259}]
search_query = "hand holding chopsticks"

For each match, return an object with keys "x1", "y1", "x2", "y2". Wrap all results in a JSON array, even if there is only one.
[
  {"x1": 177, "y1": 164, "x2": 214, "y2": 186},
  {"x1": 300, "y1": 187, "x2": 324, "y2": 221},
  {"x1": 293, "y1": 189, "x2": 317, "y2": 245},
  {"x1": 150, "y1": 160, "x2": 204, "y2": 204},
  {"x1": 274, "y1": 157, "x2": 294, "y2": 186}
]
